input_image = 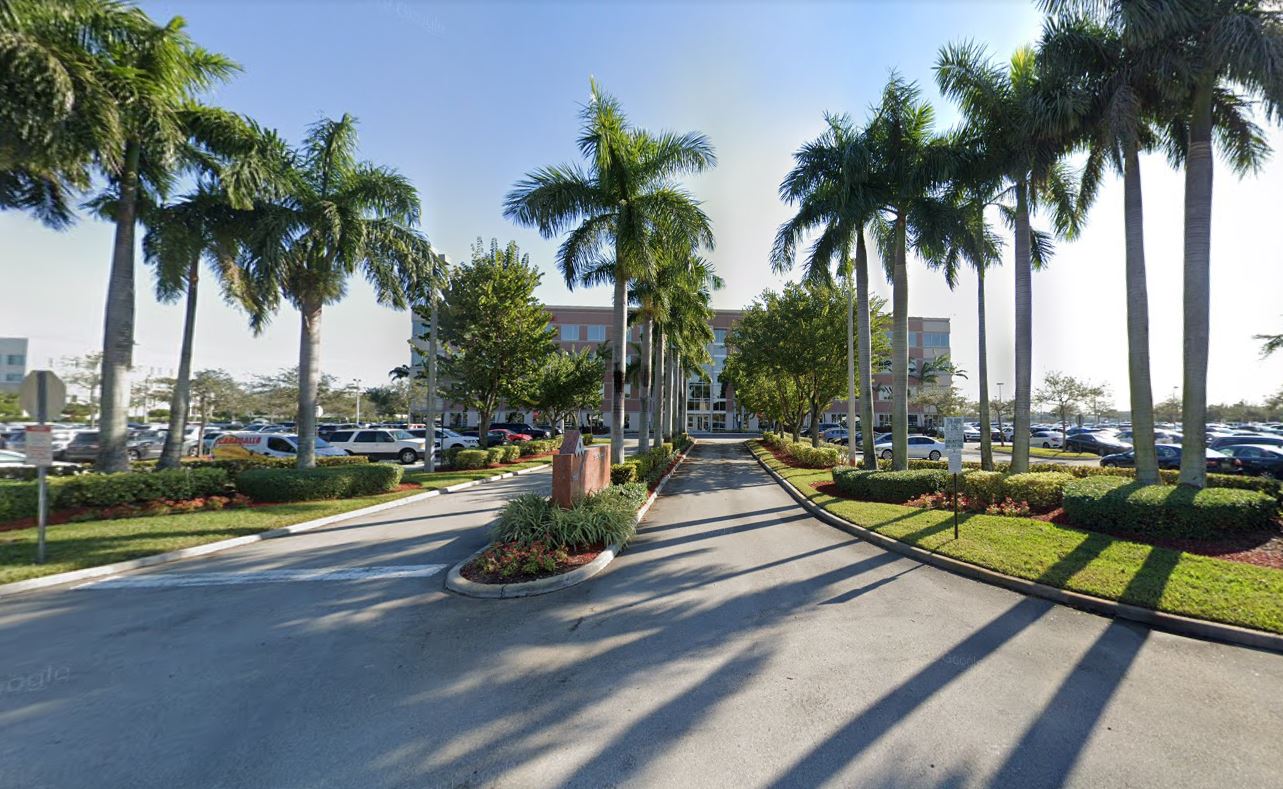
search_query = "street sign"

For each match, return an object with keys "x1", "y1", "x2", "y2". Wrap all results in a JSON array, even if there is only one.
[
  {"x1": 19, "y1": 370, "x2": 67, "y2": 421},
  {"x1": 24, "y1": 425, "x2": 53, "y2": 467}
]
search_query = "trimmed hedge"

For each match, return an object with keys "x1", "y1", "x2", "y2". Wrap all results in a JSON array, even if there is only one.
[
  {"x1": 763, "y1": 431, "x2": 842, "y2": 469},
  {"x1": 1002, "y1": 472, "x2": 1074, "y2": 514},
  {"x1": 135, "y1": 455, "x2": 368, "y2": 476},
  {"x1": 485, "y1": 447, "x2": 505, "y2": 465},
  {"x1": 962, "y1": 470, "x2": 1005, "y2": 506},
  {"x1": 831, "y1": 468, "x2": 952, "y2": 503},
  {"x1": 235, "y1": 464, "x2": 403, "y2": 503},
  {"x1": 501, "y1": 444, "x2": 521, "y2": 463},
  {"x1": 0, "y1": 467, "x2": 230, "y2": 521},
  {"x1": 610, "y1": 463, "x2": 638, "y2": 485},
  {"x1": 454, "y1": 449, "x2": 489, "y2": 470},
  {"x1": 1062, "y1": 476, "x2": 1277, "y2": 538}
]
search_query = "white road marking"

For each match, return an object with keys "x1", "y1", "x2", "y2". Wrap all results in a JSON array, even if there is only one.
[{"x1": 76, "y1": 564, "x2": 449, "y2": 590}]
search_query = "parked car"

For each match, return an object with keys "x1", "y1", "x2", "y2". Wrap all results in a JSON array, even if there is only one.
[
  {"x1": 1208, "y1": 434, "x2": 1283, "y2": 452},
  {"x1": 820, "y1": 427, "x2": 849, "y2": 442},
  {"x1": 1030, "y1": 430, "x2": 1064, "y2": 449},
  {"x1": 323, "y1": 429, "x2": 429, "y2": 464},
  {"x1": 1064, "y1": 432, "x2": 1131, "y2": 456},
  {"x1": 212, "y1": 431, "x2": 349, "y2": 460},
  {"x1": 489, "y1": 422, "x2": 551, "y2": 439},
  {"x1": 1100, "y1": 444, "x2": 1231, "y2": 473},
  {"x1": 459, "y1": 429, "x2": 514, "y2": 445},
  {"x1": 58, "y1": 430, "x2": 165, "y2": 462},
  {"x1": 1217, "y1": 444, "x2": 1283, "y2": 478},
  {"x1": 0, "y1": 449, "x2": 80, "y2": 470},
  {"x1": 873, "y1": 434, "x2": 945, "y2": 461},
  {"x1": 406, "y1": 427, "x2": 479, "y2": 450}
]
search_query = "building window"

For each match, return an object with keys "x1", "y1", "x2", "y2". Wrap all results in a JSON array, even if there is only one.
[
  {"x1": 4, "y1": 373, "x2": 20, "y2": 382},
  {"x1": 560, "y1": 325, "x2": 580, "y2": 342},
  {"x1": 923, "y1": 332, "x2": 949, "y2": 347},
  {"x1": 713, "y1": 328, "x2": 726, "y2": 346},
  {"x1": 586, "y1": 325, "x2": 606, "y2": 342},
  {"x1": 5, "y1": 354, "x2": 23, "y2": 366},
  {"x1": 908, "y1": 331, "x2": 920, "y2": 347}
]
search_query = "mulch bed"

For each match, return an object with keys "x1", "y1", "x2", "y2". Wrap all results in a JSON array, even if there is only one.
[
  {"x1": 805, "y1": 480, "x2": 1283, "y2": 571},
  {"x1": 460, "y1": 541, "x2": 605, "y2": 584}
]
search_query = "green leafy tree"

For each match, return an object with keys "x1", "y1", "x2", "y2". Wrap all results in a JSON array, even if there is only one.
[
  {"x1": 0, "y1": 392, "x2": 21, "y2": 420},
  {"x1": 437, "y1": 239, "x2": 556, "y2": 448},
  {"x1": 58, "y1": 351, "x2": 103, "y2": 425},
  {"x1": 238, "y1": 114, "x2": 435, "y2": 467},
  {"x1": 504, "y1": 79, "x2": 716, "y2": 464},
  {"x1": 527, "y1": 349, "x2": 606, "y2": 432},
  {"x1": 189, "y1": 369, "x2": 244, "y2": 425},
  {"x1": 1034, "y1": 371, "x2": 1090, "y2": 438}
]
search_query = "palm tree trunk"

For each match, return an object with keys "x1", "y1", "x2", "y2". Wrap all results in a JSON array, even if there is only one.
[
  {"x1": 856, "y1": 230, "x2": 876, "y2": 469},
  {"x1": 637, "y1": 316, "x2": 652, "y2": 453},
  {"x1": 1179, "y1": 85, "x2": 1214, "y2": 489},
  {"x1": 653, "y1": 327, "x2": 667, "y2": 446},
  {"x1": 671, "y1": 352, "x2": 680, "y2": 436},
  {"x1": 845, "y1": 264, "x2": 858, "y2": 463},
  {"x1": 1124, "y1": 143, "x2": 1159, "y2": 485},
  {"x1": 159, "y1": 259, "x2": 199, "y2": 469},
  {"x1": 96, "y1": 140, "x2": 141, "y2": 474},
  {"x1": 296, "y1": 297, "x2": 322, "y2": 468},
  {"x1": 677, "y1": 356, "x2": 687, "y2": 434},
  {"x1": 891, "y1": 213, "x2": 909, "y2": 470},
  {"x1": 976, "y1": 265, "x2": 993, "y2": 471},
  {"x1": 1012, "y1": 177, "x2": 1032, "y2": 474},
  {"x1": 610, "y1": 274, "x2": 627, "y2": 464}
]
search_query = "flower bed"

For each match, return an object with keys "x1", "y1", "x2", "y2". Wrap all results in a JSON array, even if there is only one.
[{"x1": 460, "y1": 541, "x2": 605, "y2": 584}]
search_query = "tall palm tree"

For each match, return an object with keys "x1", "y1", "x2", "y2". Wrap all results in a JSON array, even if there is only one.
[
  {"x1": 504, "y1": 79, "x2": 716, "y2": 464},
  {"x1": 89, "y1": 15, "x2": 238, "y2": 472},
  {"x1": 936, "y1": 43, "x2": 1084, "y2": 473},
  {"x1": 772, "y1": 114, "x2": 882, "y2": 468},
  {"x1": 239, "y1": 114, "x2": 435, "y2": 468},
  {"x1": 0, "y1": 0, "x2": 143, "y2": 227},
  {"x1": 865, "y1": 76, "x2": 963, "y2": 470},
  {"x1": 142, "y1": 115, "x2": 289, "y2": 468}
]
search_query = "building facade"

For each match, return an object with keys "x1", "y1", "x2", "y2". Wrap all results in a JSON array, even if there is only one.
[
  {"x1": 409, "y1": 309, "x2": 949, "y2": 433},
  {"x1": 0, "y1": 338, "x2": 28, "y2": 393}
]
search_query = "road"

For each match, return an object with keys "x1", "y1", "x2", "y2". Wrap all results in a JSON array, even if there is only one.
[{"x1": 1, "y1": 440, "x2": 1280, "y2": 787}]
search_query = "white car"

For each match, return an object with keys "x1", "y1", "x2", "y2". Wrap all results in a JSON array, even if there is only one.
[
  {"x1": 211, "y1": 432, "x2": 349, "y2": 460},
  {"x1": 407, "y1": 427, "x2": 478, "y2": 450},
  {"x1": 1031, "y1": 430, "x2": 1064, "y2": 449},
  {"x1": 874, "y1": 435, "x2": 946, "y2": 460},
  {"x1": 323, "y1": 428, "x2": 430, "y2": 464}
]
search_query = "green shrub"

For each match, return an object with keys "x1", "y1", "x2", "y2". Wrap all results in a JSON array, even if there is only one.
[
  {"x1": 135, "y1": 455, "x2": 366, "y2": 476},
  {"x1": 610, "y1": 463, "x2": 639, "y2": 485},
  {"x1": 454, "y1": 449, "x2": 488, "y2": 470},
  {"x1": 445, "y1": 446, "x2": 464, "y2": 467},
  {"x1": 962, "y1": 470, "x2": 1006, "y2": 506},
  {"x1": 492, "y1": 482, "x2": 646, "y2": 548},
  {"x1": 1002, "y1": 472, "x2": 1074, "y2": 513},
  {"x1": 485, "y1": 447, "x2": 505, "y2": 465},
  {"x1": 831, "y1": 468, "x2": 951, "y2": 503},
  {"x1": 501, "y1": 444, "x2": 521, "y2": 463},
  {"x1": 518, "y1": 441, "x2": 541, "y2": 457},
  {"x1": 787, "y1": 443, "x2": 841, "y2": 469},
  {"x1": 235, "y1": 464, "x2": 403, "y2": 503},
  {"x1": 0, "y1": 467, "x2": 232, "y2": 522},
  {"x1": 1062, "y1": 476, "x2": 1278, "y2": 538},
  {"x1": 0, "y1": 463, "x2": 91, "y2": 481}
]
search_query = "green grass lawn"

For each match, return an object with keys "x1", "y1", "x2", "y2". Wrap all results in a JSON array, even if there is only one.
[
  {"x1": 403, "y1": 458, "x2": 551, "y2": 490},
  {"x1": 0, "y1": 490, "x2": 419, "y2": 586},
  {"x1": 750, "y1": 441, "x2": 1283, "y2": 635},
  {"x1": 989, "y1": 445, "x2": 1100, "y2": 460}
]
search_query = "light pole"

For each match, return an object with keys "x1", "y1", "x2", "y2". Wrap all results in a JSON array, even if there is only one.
[
  {"x1": 424, "y1": 253, "x2": 447, "y2": 473},
  {"x1": 353, "y1": 379, "x2": 363, "y2": 423},
  {"x1": 996, "y1": 382, "x2": 1005, "y2": 446}
]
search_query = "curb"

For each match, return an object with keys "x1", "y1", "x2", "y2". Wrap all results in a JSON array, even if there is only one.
[
  {"x1": 750, "y1": 444, "x2": 1283, "y2": 654},
  {"x1": 444, "y1": 443, "x2": 693, "y2": 599},
  {"x1": 0, "y1": 488, "x2": 443, "y2": 598}
]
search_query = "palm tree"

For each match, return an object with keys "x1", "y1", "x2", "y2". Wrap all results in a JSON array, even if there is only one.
[
  {"x1": 239, "y1": 115, "x2": 435, "y2": 468},
  {"x1": 142, "y1": 115, "x2": 289, "y2": 468},
  {"x1": 936, "y1": 43, "x2": 1084, "y2": 473},
  {"x1": 865, "y1": 76, "x2": 963, "y2": 470},
  {"x1": 772, "y1": 114, "x2": 882, "y2": 468},
  {"x1": 0, "y1": 0, "x2": 143, "y2": 227},
  {"x1": 504, "y1": 79, "x2": 716, "y2": 464},
  {"x1": 88, "y1": 15, "x2": 239, "y2": 472}
]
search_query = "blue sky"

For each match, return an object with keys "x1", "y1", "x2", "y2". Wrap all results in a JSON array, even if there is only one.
[{"x1": 2, "y1": 1, "x2": 1280, "y2": 405}]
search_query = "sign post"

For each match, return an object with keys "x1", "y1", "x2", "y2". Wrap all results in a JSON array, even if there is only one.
[
  {"x1": 944, "y1": 416, "x2": 964, "y2": 541},
  {"x1": 20, "y1": 371, "x2": 67, "y2": 564}
]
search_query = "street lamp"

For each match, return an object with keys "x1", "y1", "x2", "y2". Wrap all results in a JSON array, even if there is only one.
[
  {"x1": 353, "y1": 379, "x2": 363, "y2": 423},
  {"x1": 996, "y1": 382, "x2": 1005, "y2": 446}
]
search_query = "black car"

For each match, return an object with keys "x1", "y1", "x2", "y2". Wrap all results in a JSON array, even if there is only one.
[
  {"x1": 489, "y1": 422, "x2": 551, "y2": 439},
  {"x1": 1217, "y1": 444, "x2": 1283, "y2": 478},
  {"x1": 1100, "y1": 444, "x2": 1232, "y2": 473},
  {"x1": 1064, "y1": 432, "x2": 1131, "y2": 456},
  {"x1": 1208, "y1": 435, "x2": 1283, "y2": 452}
]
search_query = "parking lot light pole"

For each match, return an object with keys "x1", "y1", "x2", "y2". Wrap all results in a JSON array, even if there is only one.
[{"x1": 424, "y1": 253, "x2": 446, "y2": 473}]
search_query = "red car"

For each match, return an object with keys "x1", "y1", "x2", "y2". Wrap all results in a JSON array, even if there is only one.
[{"x1": 490, "y1": 428, "x2": 532, "y2": 443}]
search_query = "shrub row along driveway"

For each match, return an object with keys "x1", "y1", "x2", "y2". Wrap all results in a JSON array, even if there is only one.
[{"x1": 1, "y1": 442, "x2": 1280, "y2": 787}]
